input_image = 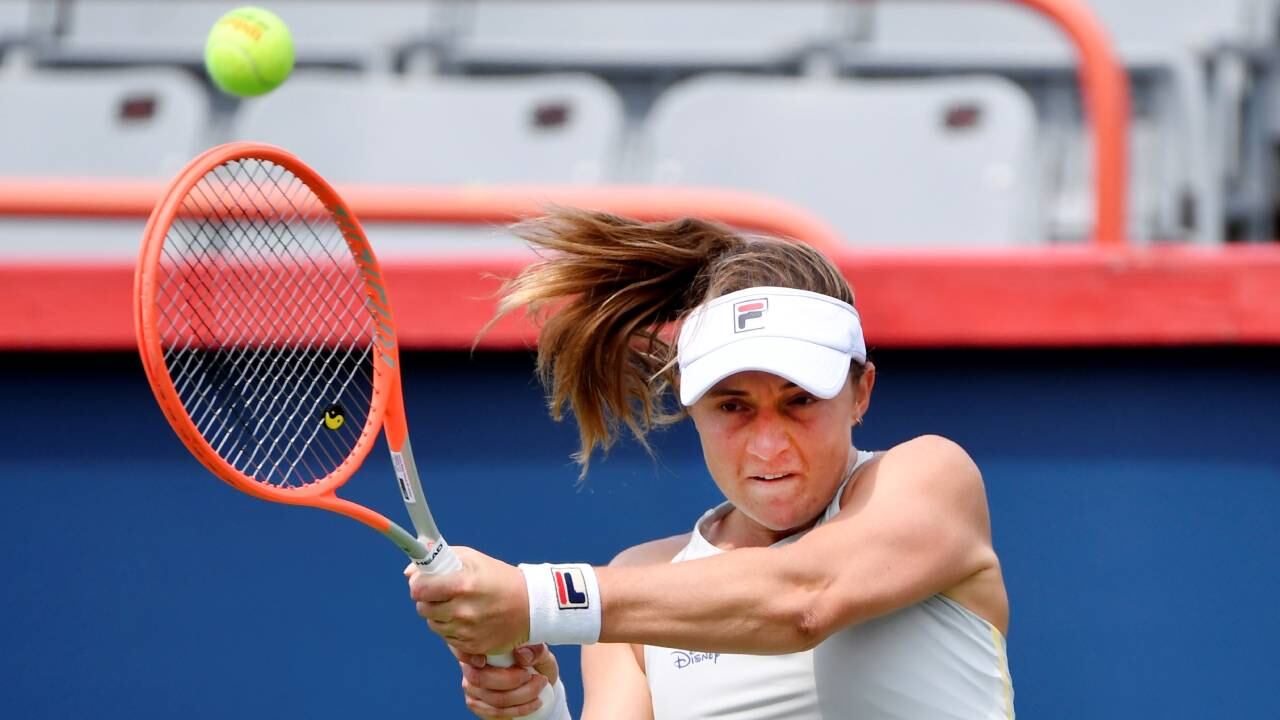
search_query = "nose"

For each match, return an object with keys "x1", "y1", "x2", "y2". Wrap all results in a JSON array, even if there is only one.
[{"x1": 744, "y1": 415, "x2": 791, "y2": 463}]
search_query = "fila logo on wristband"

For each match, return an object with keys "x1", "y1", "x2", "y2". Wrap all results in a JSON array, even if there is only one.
[
  {"x1": 552, "y1": 566, "x2": 590, "y2": 609},
  {"x1": 733, "y1": 298, "x2": 768, "y2": 332},
  {"x1": 520, "y1": 562, "x2": 601, "y2": 645}
]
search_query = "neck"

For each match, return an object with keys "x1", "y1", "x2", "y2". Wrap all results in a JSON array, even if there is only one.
[{"x1": 706, "y1": 446, "x2": 860, "y2": 550}]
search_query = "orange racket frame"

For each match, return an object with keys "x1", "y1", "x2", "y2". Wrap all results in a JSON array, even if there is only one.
[
  {"x1": 135, "y1": 142, "x2": 417, "y2": 545},
  {"x1": 134, "y1": 143, "x2": 554, "y2": 717}
]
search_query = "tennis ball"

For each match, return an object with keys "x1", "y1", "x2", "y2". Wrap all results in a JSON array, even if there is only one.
[{"x1": 204, "y1": 6, "x2": 294, "y2": 97}]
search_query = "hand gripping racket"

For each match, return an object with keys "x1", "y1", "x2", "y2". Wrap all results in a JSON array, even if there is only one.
[{"x1": 134, "y1": 142, "x2": 553, "y2": 718}]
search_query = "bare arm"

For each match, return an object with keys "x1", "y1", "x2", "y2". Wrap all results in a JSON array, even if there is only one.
[
  {"x1": 581, "y1": 536, "x2": 685, "y2": 720},
  {"x1": 597, "y1": 435, "x2": 1001, "y2": 654},
  {"x1": 580, "y1": 643, "x2": 651, "y2": 720},
  {"x1": 409, "y1": 436, "x2": 1002, "y2": 661}
]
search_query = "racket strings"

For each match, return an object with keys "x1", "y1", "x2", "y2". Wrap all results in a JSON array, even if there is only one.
[
  {"x1": 156, "y1": 158, "x2": 380, "y2": 489},
  {"x1": 171, "y1": 161, "x2": 370, "y2": 484},
  {"x1": 162, "y1": 162, "x2": 348, "y2": 480},
  {"x1": 186, "y1": 162, "x2": 365, "y2": 479}
]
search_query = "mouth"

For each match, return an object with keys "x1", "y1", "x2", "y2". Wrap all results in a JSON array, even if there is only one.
[{"x1": 749, "y1": 472, "x2": 796, "y2": 482}]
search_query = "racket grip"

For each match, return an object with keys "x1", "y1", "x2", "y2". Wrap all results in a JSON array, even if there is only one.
[
  {"x1": 417, "y1": 541, "x2": 558, "y2": 720},
  {"x1": 410, "y1": 536, "x2": 463, "y2": 576}
]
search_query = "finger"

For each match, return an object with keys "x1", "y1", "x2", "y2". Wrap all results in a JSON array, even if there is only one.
[
  {"x1": 409, "y1": 570, "x2": 464, "y2": 602},
  {"x1": 517, "y1": 644, "x2": 559, "y2": 686},
  {"x1": 465, "y1": 693, "x2": 547, "y2": 720},
  {"x1": 514, "y1": 646, "x2": 536, "y2": 666},
  {"x1": 464, "y1": 694, "x2": 542, "y2": 720},
  {"x1": 448, "y1": 644, "x2": 488, "y2": 668},
  {"x1": 461, "y1": 663, "x2": 534, "y2": 693},
  {"x1": 463, "y1": 673, "x2": 549, "y2": 715},
  {"x1": 416, "y1": 600, "x2": 453, "y2": 623},
  {"x1": 426, "y1": 618, "x2": 460, "y2": 643}
]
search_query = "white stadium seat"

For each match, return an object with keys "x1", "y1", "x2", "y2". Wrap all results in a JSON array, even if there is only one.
[
  {"x1": 644, "y1": 74, "x2": 1040, "y2": 248},
  {"x1": 444, "y1": 0, "x2": 849, "y2": 68},
  {"x1": 234, "y1": 71, "x2": 625, "y2": 185},
  {"x1": 0, "y1": 67, "x2": 207, "y2": 178},
  {"x1": 0, "y1": 1, "x2": 31, "y2": 39},
  {"x1": 232, "y1": 71, "x2": 627, "y2": 257},
  {"x1": 861, "y1": 0, "x2": 1268, "y2": 63},
  {"x1": 51, "y1": 0, "x2": 441, "y2": 69},
  {"x1": 0, "y1": 66, "x2": 208, "y2": 258},
  {"x1": 847, "y1": 0, "x2": 1274, "y2": 243}
]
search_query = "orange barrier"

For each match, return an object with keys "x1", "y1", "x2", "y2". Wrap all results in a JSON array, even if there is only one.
[
  {"x1": 1011, "y1": 0, "x2": 1130, "y2": 247},
  {"x1": 0, "y1": 181, "x2": 846, "y2": 255}
]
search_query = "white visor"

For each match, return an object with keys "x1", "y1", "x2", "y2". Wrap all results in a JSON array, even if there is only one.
[{"x1": 676, "y1": 286, "x2": 866, "y2": 406}]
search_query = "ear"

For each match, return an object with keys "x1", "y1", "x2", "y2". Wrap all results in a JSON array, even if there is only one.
[{"x1": 852, "y1": 361, "x2": 876, "y2": 424}]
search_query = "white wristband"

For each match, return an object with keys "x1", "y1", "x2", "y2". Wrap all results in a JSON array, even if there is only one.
[
  {"x1": 519, "y1": 563, "x2": 601, "y2": 646},
  {"x1": 545, "y1": 676, "x2": 572, "y2": 720}
]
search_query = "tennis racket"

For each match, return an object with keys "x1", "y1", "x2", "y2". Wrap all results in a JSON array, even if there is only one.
[{"x1": 134, "y1": 141, "x2": 553, "y2": 718}]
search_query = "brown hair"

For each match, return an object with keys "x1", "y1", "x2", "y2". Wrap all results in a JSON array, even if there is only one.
[{"x1": 492, "y1": 208, "x2": 856, "y2": 472}]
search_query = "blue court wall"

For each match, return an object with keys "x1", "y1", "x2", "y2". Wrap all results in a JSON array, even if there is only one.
[{"x1": 1, "y1": 348, "x2": 1276, "y2": 719}]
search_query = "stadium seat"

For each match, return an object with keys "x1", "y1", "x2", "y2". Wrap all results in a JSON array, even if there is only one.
[
  {"x1": 643, "y1": 74, "x2": 1040, "y2": 248},
  {"x1": 436, "y1": 0, "x2": 851, "y2": 70},
  {"x1": 233, "y1": 71, "x2": 625, "y2": 185},
  {"x1": 45, "y1": 0, "x2": 441, "y2": 70},
  {"x1": 843, "y1": 0, "x2": 1275, "y2": 243},
  {"x1": 0, "y1": 0, "x2": 53, "y2": 61},
  {"x1": 0, "y1": 1, "x2": 30, "y2": 40},
  {"x1": 0, "y1": 66, "x2": 209, "y2": 259},
  {"x1": 232, "y1": 71, "x2": 627, "y2": 257},
  {"x1": 0, "y1": 67, "x2": 208, "y2": 178},
  {"x1": 859, "y1": 0, "x2": 1268, "y2": 62}
]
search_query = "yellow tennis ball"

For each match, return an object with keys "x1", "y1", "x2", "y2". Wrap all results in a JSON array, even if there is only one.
[{"x1": 204, "y1": 6, "x2": 294, "y2": 98}]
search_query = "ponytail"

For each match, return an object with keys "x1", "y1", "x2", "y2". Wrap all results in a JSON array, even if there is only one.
[{"x1": 491, "y1": 207, "x2": 853, "y2": 474}]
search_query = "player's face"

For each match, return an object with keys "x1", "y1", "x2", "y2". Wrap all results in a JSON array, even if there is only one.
[{"x1": 687, "y1": 367, "x2": 872, "y2": 545}]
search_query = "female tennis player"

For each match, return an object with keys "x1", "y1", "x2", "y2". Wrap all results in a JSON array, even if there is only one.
[{"x1": 407, "y1": 209, "x2": 1015, "y2": 719}]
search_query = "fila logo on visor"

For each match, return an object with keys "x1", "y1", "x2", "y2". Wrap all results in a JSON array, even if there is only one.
[
  {"x1": 552, "y1": 567, "x2": 590, "y2": 609},
  {"x1": 733, "y1": 298, "x2": 768, "y2": 333}
]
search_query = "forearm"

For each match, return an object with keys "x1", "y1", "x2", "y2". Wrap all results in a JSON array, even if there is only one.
[{"x1": 596, "y1": 545, "x2": 829, "y2": 654}]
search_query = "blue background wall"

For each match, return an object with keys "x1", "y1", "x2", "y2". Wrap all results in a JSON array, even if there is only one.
[{"x1": 2, "y1": 348, "x2": 1277, "y2": 719}]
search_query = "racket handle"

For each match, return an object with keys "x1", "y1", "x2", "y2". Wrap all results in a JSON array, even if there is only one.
[{"x1": 416, "y1": 540, "x2": 558, "y2": 720}]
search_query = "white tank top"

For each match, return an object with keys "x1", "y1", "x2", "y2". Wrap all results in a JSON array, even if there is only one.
[{"x1": 643, "y1": 450, "x2": 1015, "y2": 719}]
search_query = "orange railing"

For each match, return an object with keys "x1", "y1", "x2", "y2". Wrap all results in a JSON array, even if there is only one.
[
  {"x1": 1011, "y1": 0, "x2": 1130, "y2": 247},
  {"x1": 0, "y1": 181, "x2": 847, "y2": 256}
]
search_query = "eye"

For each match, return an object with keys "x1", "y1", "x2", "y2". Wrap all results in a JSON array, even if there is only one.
[
  {"x1": 788, "y1": 394, "x2": 818, "y2": 407},
  {"x1": 718, "y1": 399, "x2": 745, "y2": 413}
]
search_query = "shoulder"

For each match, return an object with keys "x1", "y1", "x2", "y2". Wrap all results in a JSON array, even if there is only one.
[
  {"x1": 609, "y1": 533, "x2": 690, "y2": 567},
  {"x1": 883, "y1": 435, "x2": 981, "y2": 480},
  {"x1": 848, "y1": 435, "x2": 986, "y2": 511}
]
